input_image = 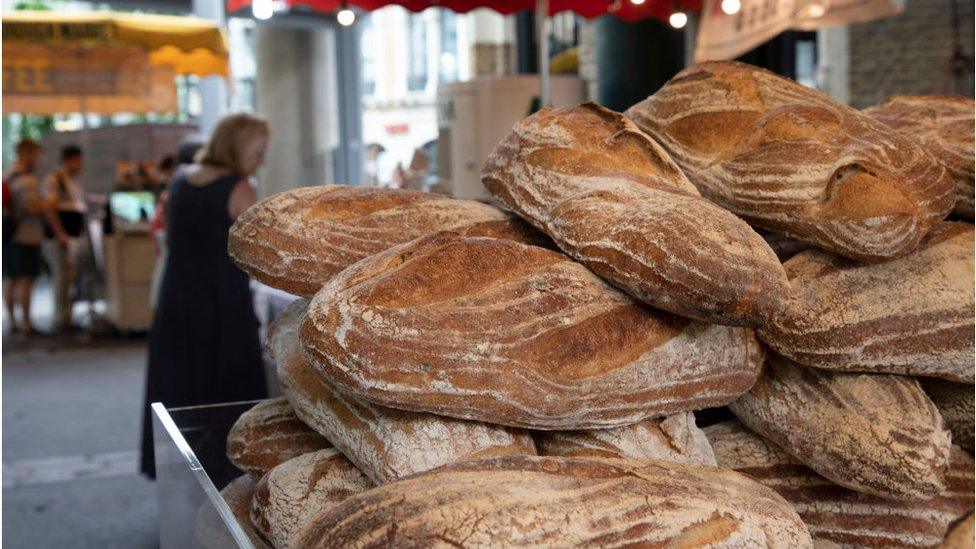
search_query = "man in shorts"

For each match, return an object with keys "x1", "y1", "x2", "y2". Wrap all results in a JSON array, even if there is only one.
[{"x1": 3, "y1": 139, "x2": 46, "y2": 335}]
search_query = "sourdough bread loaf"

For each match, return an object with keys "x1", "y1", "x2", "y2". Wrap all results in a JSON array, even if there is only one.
[
  {"x1": 625, "y1": 61, "x2": 955, "y2": 262},
  {"x1": 757, "y1": 221, "x2": 974, "y2": 382},
  {"x1": 226, "y1": 397, "x2": 331, "y2": 477},
  {"x1": 288, "y1": 455, "x2": 813, "y2": 548},
  {"x1": 941, "y1": 514, "x2": 975, "y2": 549},
  {"x1": 534, "y1": 412, "x2": 717, "y2": 466},
  {"x1": 302, "y1": 232, "x2": 765, "y2": 430},
  {"x1": 729, "y1": 354, "x2": 951, "y2": 500},
  {"x1": 251, "y1": 448, "x2": 371, "y2": 548},
  {"x1": 229, "y1": 185, "x2": 546, "y2": 296},
  {"x1": 864, "y1": 94, "x2": 975, "y2": 219},
  {"x1": 707, "y1": 420, "x2": 975, "y2": 549},
  {"x1": 481, "y1": 102, "x2": 789, "y2": 326},
  {"x1": 270, "y1": 298, "x2": 535, "y2": 484},
  {"x1": 194, "y1": 475, "x2": 272, "y2": 549},
  {"x1": 922, "y1": 379, "x2": 975, "y2": 454}
]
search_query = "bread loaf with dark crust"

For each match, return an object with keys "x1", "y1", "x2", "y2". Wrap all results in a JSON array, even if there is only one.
[
  {"x1": 922, "y1": 379, "x2": 975, "y2": 454},
  {"x1": 194, "y1": 475, "x2": 272, "y2": 549},
  {"x1": 302, "y1": 232, "x2": 765, "y2": 430},
  {"x1": 251, "y1": 448, "x2": 371, "y2": 548},
  {"x1": 289, "y1": 455, "x2": 813, "y2": 548},
  {"x1": 707, "y1": 420, "x2": 975, "y2": 549},
  {"x1": 226, "y1": 397, "x2": 331, "y2": 477},
  {"x1": 229, "y1": 185, "x2": 547, "y2": 296},
  {"x1": 270, "y1": 298, "x2": 535, "y2": 484},
  {"x1": 625, "y1": 61, "x2": 955, "y2": 262},
  {"x1": 864, "y1": 94, "x2": 975, "y2": 219},
  {"x1": 941, "y1": 514, "x2": 975, "y2": 549},
  {"x1": 729, "y1": 354, "x2": 951, "y2": 500},
  {"x1": 534, "y1": 412, "x2": 717, "y2": 466},
  {"x1": 757, "y1": 221, "x2": 974, "y2": 382},
  {"x1": 481, "y1": 101, "x2": 789, "y2": 327}
]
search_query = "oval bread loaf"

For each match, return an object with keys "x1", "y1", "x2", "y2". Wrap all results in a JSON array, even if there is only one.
[
  {"x1": 534, "y1": 412, "x2": 717, "y2": 466},
  {"x1": 226, "y1": 397, "x2": 331, "y2": 477},
  {"x1": 625, "y1": 61, "x2": 955, "y2": 262},
  {"x1": 302, "y1": 231, "x2": 765, "y2": 430},
  {"x1": 289, "y1": 455, "x2": 813, "y2": 548},
  {"x1": 481, "y1": 101, "x2": 789, "y2": 326},
  {"x1": 270, "y1": 298, "x2": 535, "y2": 484},
  {"x1": 922, "y1": 379, "x2": 975, "y2": 454},
  {"x1": 757, "y1": 221, "x2": 974, "y2": 382},
  {"x1": 194, "y1": 475, "x2": 272, "y2": 549},
  {"x1": 729, "y1": 353, "x2": 952, "y2": 500},
  {"x1": 229, "y1": 185, "x2": 547, "y2": 296},
  {"x1": 707, "y1": 420, "x2": 975, "y2": 549}
]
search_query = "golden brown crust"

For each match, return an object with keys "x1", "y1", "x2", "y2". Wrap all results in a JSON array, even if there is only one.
[
  {"x1": 302, "y1": 232, "x2": 765, "y2": 430},
  {"x1": 226, "y1": 398, "x2": 331, "y2": 477},
  {"x1": 481, "y1": 102, "x2": 789, "y2": 326},
  {"x1": 941, "y1": 514, "x2": 975, "y2": 549},
  {"x1": 288, "y1": 455, "x2": 813, "y2": 548},
  {"x1": 626, "y1": 61, "x2": 956, "y2": 262}
]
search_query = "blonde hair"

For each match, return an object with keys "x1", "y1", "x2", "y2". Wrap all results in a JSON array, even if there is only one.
[{"x1": 195, "y1": 112, "x2": 270, "y2": 174}]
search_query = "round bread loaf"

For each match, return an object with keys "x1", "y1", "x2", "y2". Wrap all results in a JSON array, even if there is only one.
[
  {"x1": 302, "y1": 231, "x2": 765, "y2": 430},
  {"x1": 194, "y1": 475, "x2": 271, "y2": 549},
  {"x1": 534, "y1": 412, "x2": 717, "y2": 466},
  {"x1": 251, "y1": 448, "x2": 371, "y2": 548},
  {"x1": 922, "y1": 379, "x2": 975, "y2": 454},
  {"x1": 757, "y1": 221, "x2": 974, "y2": 383},
  {"x1": 729, "y1": 354, "x2": 952, "y2": 500},
  {"x1": 270, "y1": 298, "x2": 535, "y2": 484},
  {"x1": 228, "y1": 185, "x2": 547, "y2": 296},
  {"x1": 226, "y1": 397, "x2": 331, "y2": 477}
]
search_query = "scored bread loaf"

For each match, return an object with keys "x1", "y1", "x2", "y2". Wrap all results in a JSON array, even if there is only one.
[
  {"x1": 270, "y1": 298, "x2": 535, "y2": 484},
  {"x1": 922, "y1": 379, "x2": 975, "y2": 454},
  {"x1": 226, "y1": 397, "x2": 331, "y2": 477},
  {"x1": 481, "y1": 102, "x2": 789, "y2": 326},
  {"x1": 533, "y1": 412, "x2": 717, "y2": 466},
  {"x1": 941, "y1": 514, "x2": 975, "y2": 549},
  {"x1": 302, "y1": 232, "x2": 765, "y2": 430},
  {"x1": 625, "y1": 61, "x2": 955, "y2": 262},
  {"x1": 228, "y1": 185, "x2": 546, "y2": 296},
  {"x1": 706, "y1": 420, "x2": 975, "y2": 549},
  {"x1": 757, "y1": 221, "x2": 974, "y2": 382},
  {"x1": 289, "y1": 455, "x2": 813, "y2": 548},
  {"x1": 251, "y1": 448, "x2": 371, "y2": 548},
  {"x1": 864, "y1": 94, "x2": 975, "y2": 219},
  {"x1": 194, "y1": 475, "x2": 272, "y2": 549},
  {"x1": 729, "y1": 353, "x2": 951, "y2": 500}
]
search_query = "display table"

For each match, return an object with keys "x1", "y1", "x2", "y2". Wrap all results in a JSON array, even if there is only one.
[
  {"x1": 152, "y1": 401, "x2": 258, "y2": 549},
  {"x1": 103, "y1": 229, "x2": 155, "y2": 331}
]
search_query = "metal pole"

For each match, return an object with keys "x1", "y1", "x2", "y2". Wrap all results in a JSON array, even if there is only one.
[{"x1": 536, "y1": 0, "x2": 550, "y2": 107}]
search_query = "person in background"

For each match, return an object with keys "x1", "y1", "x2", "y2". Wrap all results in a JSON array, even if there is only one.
[
  {"x1": 41, "y1": 145, "x2": 87, "y2": 333},
  {"x1": 140, "y1": 114, "x2": 269, "y2": 478},
  {"x1": 3, "y1": 140, "x2": 44, "y2": 335}
]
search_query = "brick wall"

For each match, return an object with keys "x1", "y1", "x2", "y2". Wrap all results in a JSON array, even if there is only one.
[{"x1": 849, "y1": 0, "x2": 974, "y2": 108}]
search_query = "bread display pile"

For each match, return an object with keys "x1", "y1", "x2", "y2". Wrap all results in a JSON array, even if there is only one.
[{"x1": 210, "y1": 60, "x2": 972, "y2": 549}]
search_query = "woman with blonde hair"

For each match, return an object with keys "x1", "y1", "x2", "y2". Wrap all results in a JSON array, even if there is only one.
[{"x1": 140, "y1": 113, "x2": 269, "y2": 478}]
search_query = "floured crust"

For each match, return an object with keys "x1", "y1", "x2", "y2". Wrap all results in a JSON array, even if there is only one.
[
  {"x1": 707, "y1": 420, "x2": 975, "y2": 549},
  {"x1": 758, "y1": 221, "x2": 974, "y2": 382},
  {"x1": 251, "y1": 449, "x2": 371, "y2": 548},
  {"x1": 729, "y1": 354, "x2": 952, "y2": 500},
  {"x1": 922, "y1": 379, "x2": 975, "y2": 454},
  {"x1": 226, "y1": 397, "x2": 331, "y2": 477},
  {"x1": 229, "y1": 185, "x2": 549, "y2": 296},
  {"x1": 626, "y1": 61, "x2": 955, "y2": 262},
  {"x1": 302, "y1": 232, "x2": 765, "y2": 430},
  {"x1": 194, "y1": 475, "x2": 272, "y2": 549},
  {"x1": 865, "y1": 94, "x2": 975, "y2": 219},
  {"x1": 269, "y1": 299, "x2": 536, "y2": 484},
  {"x1": 534, "y1": 411, "x2": 717, "y2": 466},
  {"x1": 288, "y1": 455, "x2": 813, "y2": 548},
  {"x1": 481, "y1": 102, "x2": 789, "y2": 327}
]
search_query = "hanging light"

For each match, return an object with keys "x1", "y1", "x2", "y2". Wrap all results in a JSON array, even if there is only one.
[
  {"x1": 721, "y1": 0, "x2": 741, "y2": 15},
  {"x1": 252, "y1": 0, "x2": 273, "y2": 20},
  {"x1": 337, "y1": 7, "x2": 356, "y2": 25},
  {"x1": 630, "y1": 0, "x2": 646, "y2": 5},
  {"x1": 669, "y1": 10, "x2": 688, "y2": 28}
]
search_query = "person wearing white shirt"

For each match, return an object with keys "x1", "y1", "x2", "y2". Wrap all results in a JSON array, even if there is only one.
[{"x1": 41, "y1": 145, "x2": 87, "y2": 333}]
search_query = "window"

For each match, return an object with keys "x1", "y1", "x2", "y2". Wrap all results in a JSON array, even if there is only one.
[
  {"x1": 406, "y1": 13, "x2": 427, "y2": 92},
  {"x1": 438, "y1": 9, "x2": 458, "y2": 83},
  {"x1": 361, "y1": 13, "x2": 377, "y2": 96}
]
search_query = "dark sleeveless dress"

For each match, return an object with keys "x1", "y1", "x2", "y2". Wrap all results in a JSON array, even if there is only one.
[{"x1": 140, "y1": 172, "x2": 267, "y2": 478}]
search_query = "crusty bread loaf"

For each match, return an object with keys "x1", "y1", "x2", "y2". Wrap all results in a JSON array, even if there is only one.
[
  {"x1": 941, "y1": 514, "x2": 975, "y2": 549},
  {"x1": 226, "y1": 397, "x2": 331, "y2": 477},
  {"x1": 757, "y1": 221, "x2": 974, "y2": 382},
  {"x1": 729, "y1": 353, "x2": 951, "y2": 500},
  {"x1": 289, "y1": 455, "x2": 813, "y2": 548},
  {"x1": 625, "y1": 61, "x2": 955, "y2": 262},
  {"x1": 194, "y1": 475, "x2": 272, "y2": 549},
  {"x1": 302, "y1": 232, "x2": 765, "y2": 430},
  {"x1": 228, "y1": 185, "x2": 547, "y2": 296},
  {"x1": 270, "y1": 298, "x2": 535, "y2": 484},
  {"x1": 707, "y1": 420, "x2": 975, "y2": 549},
  {"x1": 923, "y1": 379, "x2": 975, "y2": 454},
  {"x1": 864, "y1": 94, "x2": 975, "y2": 219},
  {"x1": 534, "y1": 412, "x2": 717, "y2": 466},
  {"x1": 481, "y1": 102, "x2": 789, "y2": 327},
  {"x1": 251, "y1": 449, "x2": 371, "y2": 548}
]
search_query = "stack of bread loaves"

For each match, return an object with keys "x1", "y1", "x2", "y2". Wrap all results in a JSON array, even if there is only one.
[{"x1": 210, "y1": 60, "x2": 972, "y2": 549}]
